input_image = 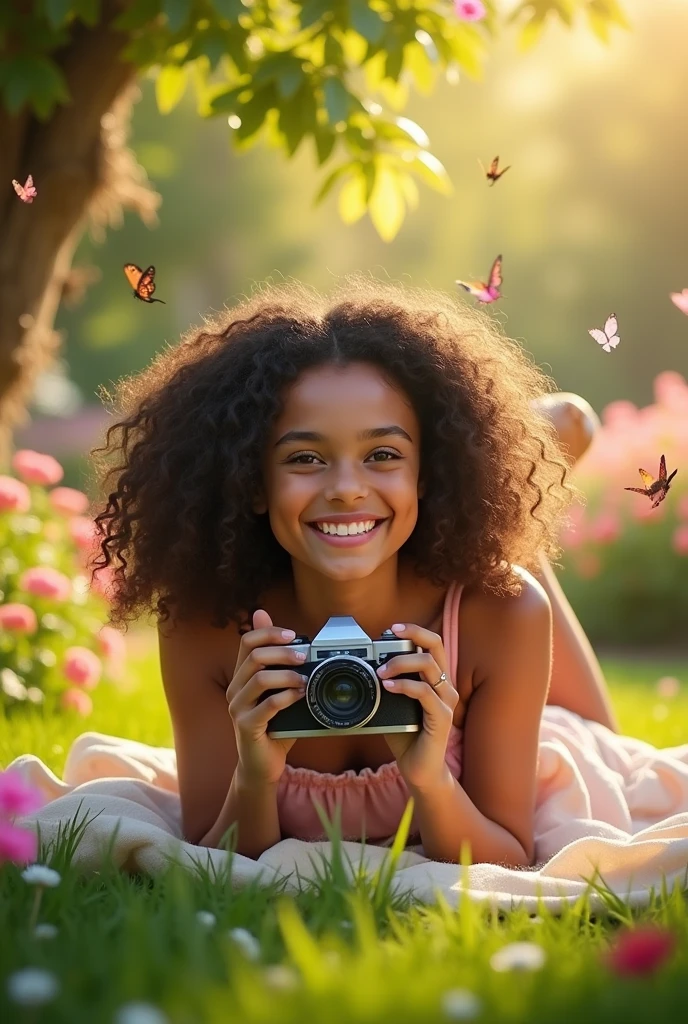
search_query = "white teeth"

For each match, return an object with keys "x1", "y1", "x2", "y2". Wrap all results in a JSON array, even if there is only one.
[{"x1": 315, "y1": 520, "x2": 378, "y2": 536}]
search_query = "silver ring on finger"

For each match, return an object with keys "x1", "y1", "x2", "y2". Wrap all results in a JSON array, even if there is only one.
[{"x1": 430, "y1": 671, "x2": 447, "y2": 690}]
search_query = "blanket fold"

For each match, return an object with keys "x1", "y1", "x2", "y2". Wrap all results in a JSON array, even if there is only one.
[{"x1": 8, "y1": 706, "x2": 688, "y2": 911}]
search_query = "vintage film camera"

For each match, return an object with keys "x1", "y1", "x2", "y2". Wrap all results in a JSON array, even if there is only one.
[{"x1": 262, "y1": 616, "x2": 423, "y2": 738}]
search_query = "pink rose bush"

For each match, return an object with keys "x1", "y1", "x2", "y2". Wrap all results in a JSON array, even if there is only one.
[
  {"x1": 0, "y1": 769, "x2": 43, "y2": 865},
  {"x1": 559, "y1": 371, "x2": 688, "y2": 645},
  {"x1": 0, "y1": 450, "x2": 125, "y2": 714}
]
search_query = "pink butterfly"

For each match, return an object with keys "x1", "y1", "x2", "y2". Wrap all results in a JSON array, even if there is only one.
[
  {"x1": 588, "y1": 313, "x2": 620, "y2": 353},
  {"x1": 455, "y1": 255, "x2": 503, "y2": 304},
  {"x1": 12, "y1": 175, "x2": 37, "y2": 204},
  {"x1": 670, "y1": 290, "x2": 688, "y2": 316}
]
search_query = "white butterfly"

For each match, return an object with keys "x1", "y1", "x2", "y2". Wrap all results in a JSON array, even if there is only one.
[{"x1": 588, "y1": 313, "x2": 620, "y2": 353}]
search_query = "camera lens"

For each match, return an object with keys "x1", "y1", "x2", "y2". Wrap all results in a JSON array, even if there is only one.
[{"x1": 307, "y1": 657, "x2": 379, "y2": 729}]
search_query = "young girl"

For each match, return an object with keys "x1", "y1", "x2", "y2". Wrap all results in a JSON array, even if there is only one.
[{"x1": 92, "y1": 277, "x2": 617, "y2": 867}]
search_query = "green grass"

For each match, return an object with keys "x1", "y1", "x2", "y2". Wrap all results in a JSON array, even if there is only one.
[{"x1": 1, "y1": 631, "x2": 688, "y2": 1023}]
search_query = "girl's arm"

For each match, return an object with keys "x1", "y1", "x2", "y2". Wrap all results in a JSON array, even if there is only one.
[
  {"x1": 158, "y1": 620, "x2": 281, "y2": 857},
  {"x1": 535, "y1": 552, "x2": 619, "y2": 732},
  {"x1": 408, "y1": 575, "x2": 552, "y2": 866}
]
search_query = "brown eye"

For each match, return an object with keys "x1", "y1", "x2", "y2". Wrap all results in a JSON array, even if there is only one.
[{"x1": 368, "y1": 449, "x2": 400, "y2": 462}]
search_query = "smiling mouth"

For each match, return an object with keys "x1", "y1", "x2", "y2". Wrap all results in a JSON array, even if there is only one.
[{"x1": 305, "y1": 518, "x2": 388, "y2": 538}]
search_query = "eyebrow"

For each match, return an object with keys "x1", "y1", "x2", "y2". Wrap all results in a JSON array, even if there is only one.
[{"x1": 274, "y1": 425, "x2": 414, "y2": 447}]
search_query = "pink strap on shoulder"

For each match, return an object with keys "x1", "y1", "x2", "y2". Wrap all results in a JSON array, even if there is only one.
[{"x1": 441, "y1": 581, "x2": 463, "y2": 685}]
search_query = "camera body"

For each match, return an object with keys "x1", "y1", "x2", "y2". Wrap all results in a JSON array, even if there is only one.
[{"x1": 261, "y1": 616, "x2": 423, "y2": 738}]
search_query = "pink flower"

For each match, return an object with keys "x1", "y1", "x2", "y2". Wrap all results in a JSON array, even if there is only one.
[
  {"x1": 589, "y1": 512, "x2": 621, "y2": 545},
  {"x1": 0, "y1": 819, "x2": 38, "y2": 864},
  {"x1": 629, "y1": 496, "x2": 665, "y2": 523},
  {"x1": 604, "y1": 926, "x2": 676, "y2": 977},
  {"x1": 0, "y1": 474, "x2": 31, "y2": 513},
  {"x1": 49, "y1": 487, "x2": 89, "y2": 517},
  {"x1": 601, "y1": 400, "x2": 638, "y2": 430},
  {"x1": 60, "y1": 688, "x2": 93, "y2": 716},
  {"x1": 0, "y1": 769, "x2": 44, "y2": 817},
  {"x1": 454, "y1": 0, "x2": 486, "y2": 21},
  {"x1": 69, "y1": 516, "x2": 97, "y2": 552},
  {"x1": 19, "y1": 567, "x2": 71, "y2": 602},
  {"x1": 97, "y1": 625, "x2": 126, "y2": 663},
  {"x1": 654, "y1": 371, "x2": 688, "y2": 413},
  {"x1": 672, "y1": 525, "x2": 688, "y2": 555},
  {"x1": 0, "y1": 603, "x2": 38, "y2": 634},
  {"x1": 62, "y1": 647, "x2": 102, "y2": 690},
  {"x1": 11, "y1": 450, "x2": 63, "y2": 487}
]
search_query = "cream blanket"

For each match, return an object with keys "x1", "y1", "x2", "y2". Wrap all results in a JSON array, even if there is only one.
[{"x1": 7, "y1": 707, "x2": 688, "y2": 912}]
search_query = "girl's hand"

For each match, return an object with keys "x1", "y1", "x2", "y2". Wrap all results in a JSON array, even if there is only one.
[
  {"x1": 376, "y1": 623, "x2": 459, "y2": 792},
  {"x1": 226, "y1": 609, "x2": 307, "y2": 787}
]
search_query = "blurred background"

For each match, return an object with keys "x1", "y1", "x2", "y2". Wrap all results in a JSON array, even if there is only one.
[{"x1": 11, "y1": 0, "x2": 688, "y2": 648}]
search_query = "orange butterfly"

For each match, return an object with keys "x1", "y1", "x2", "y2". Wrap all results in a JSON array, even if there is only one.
[
  {"x1": 123, "y1": 264, "x2": 166, "y2": 304},
  {"x1": 478, "y1": 156, "x2": 511, "y2": 186},
  {"x1": 12, "y1": 175, "x2": 37, "y2": 203},
  {"x1": 624, "y1": 454, "x2": 678, "y2": 509}
]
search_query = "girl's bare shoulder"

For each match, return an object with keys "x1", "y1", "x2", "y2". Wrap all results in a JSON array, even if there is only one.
[
  {"x1": 157, "y1": 609, "x2": 244, "y2": 688},
  {"x1": 458, "y1": 569, "x2": 551, "y2": 682}
]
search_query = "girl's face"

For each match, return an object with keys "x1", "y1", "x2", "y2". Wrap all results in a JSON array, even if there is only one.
[{"x1": 261, "y1": 362, "x2": 423, "y2": 582}]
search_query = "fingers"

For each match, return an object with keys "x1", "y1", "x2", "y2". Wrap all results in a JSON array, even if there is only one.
[
  {"x1": 229, "y1": 669, "x2": 307, "y2": 731},
  {"x1": 377, "y1": 651, "x2": 443, "y2": 684},
  {"x1": 380, "y1": 675, "x2": 459, "y2": 715},
  {"x1": 388, "y1": 622, "x2": 446, "y2": 663},
  {"x1": 227, "y1": 642, "x2": 306, "y2": 703}
]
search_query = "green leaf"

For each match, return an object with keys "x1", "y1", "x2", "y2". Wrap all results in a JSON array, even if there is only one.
[
  {"x1": 211, "y1": 0, "x2": 245, "y2": 21},
  {"x1": 2, "y1": 55, "x2": 70, "y2": 118},
  {"x1": 349, "y1": 0, "x2": 385, "y2": 44},
  {"x1": 277, "y1": 84, "x2": 316, "y2": 155},
  {"x1": 384, "y1": 45, "x2": 404, "y2": 82},
  {"x1": 121, "y1": 30, "x2": 169, "y2": 67},
  {"x1": 299, "y1": 0, "x2": 332, "y2": 31},
  {"x1": 155, "y1": 64, "x2": 187, "y2": 113},
  {"x1": 73, "y1": 0, "x2": 101, "y2": 26},
  {"x1": 368, "y1": 163, "x2": 405, "y2": 241},
  {"x1": 338, "y1": 169, "x2": 368, "y2": 224},
  {"x1": 113, "y1": 0, "x2": 161, "y2": 31},
  {"x1": 163, "y1": 0, "x2": 193, "y2": 33},
  {"x1": 405, "y1": 40, "x2": 437, "y2": 95},
  {"x1": 233, "y1": 84, "x2": 276, "y2": 142},
  {"x1": 185, "y1": 27, "x2": 231, "y2": 70},
  {"x1": 253, "y1": 54, "x2": 304, "y2": 99},
  {"x1": 43, "y1": 0, "x2": 72, "y2": 30},
  {"x1": 313, "y1": 124, "x2": 336, "y2": 165},
  {"x1": 209, "y1": 81, "x2": 249, "y2": 114},
  {"x1": 322, "y1": 76, "x2": 350, "y2": 125},
  {"x1": 407, "y1": 150, "x2": 453, "y2": 196},
  {"x1": 315, "y1": 160, "x2": 356, "y2": 203}
]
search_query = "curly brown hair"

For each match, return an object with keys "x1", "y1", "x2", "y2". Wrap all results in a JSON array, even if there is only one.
[{"x1": 91, "y1": 275, "x2": 572, "y2": 629}]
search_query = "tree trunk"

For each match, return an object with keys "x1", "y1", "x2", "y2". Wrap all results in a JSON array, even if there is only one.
[{"x1": 0, "y1": 9, "x2": 158, "y2": 467}]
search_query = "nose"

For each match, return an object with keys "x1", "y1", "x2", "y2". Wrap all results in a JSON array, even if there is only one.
[{"x1": 323, "y1": 460, "x2": 369, "y2": 504}]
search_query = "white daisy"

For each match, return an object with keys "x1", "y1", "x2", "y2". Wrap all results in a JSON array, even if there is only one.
[
  {"x1": 441, "y1": 988, "x2": 482, "y2": 1020},
  {"x1": 21, "y1": 865, "x2": 61, "y2": 888},
  {"x1": 113, "y1": 1001, "x2": 170, "y2": 1024},
  {"x1": 227, "y1": 927, "x2": 261, "y2": 961},
  {"x1": 263, "y1": 965, "x2": 299, "y2": 990},
  {"x1": 7, "y1": 967, "x2": 60, "y2": 1006},
  {"x1": 490, "y1": 941, "x2": 546, "y2": 972},
  {"x1": 34, "y1": 923, "x2": 59, "y2": 940},
  {"x1": 195, "y1": 910, "x2": 216, "y2": 929}
]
